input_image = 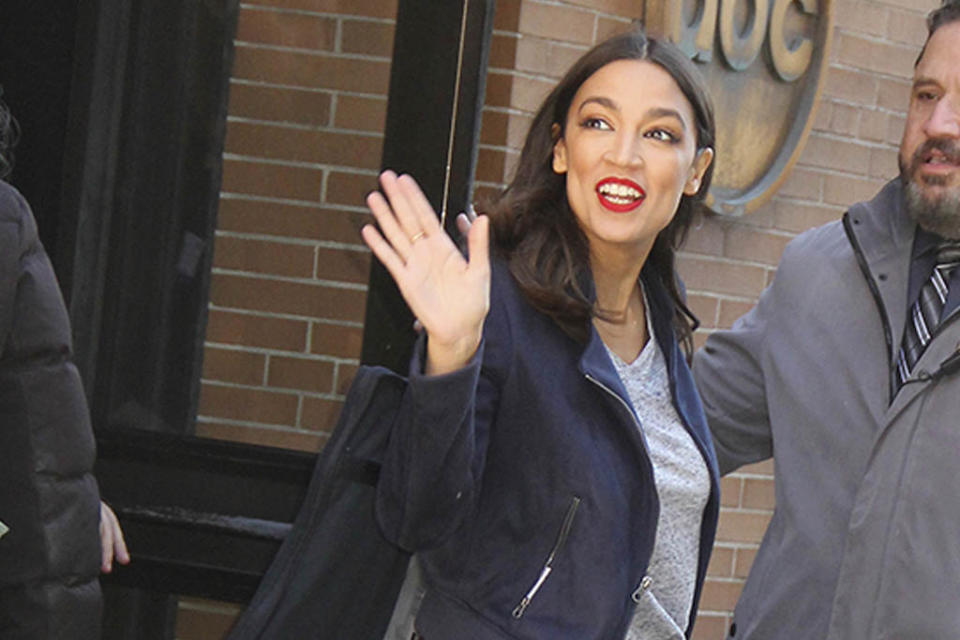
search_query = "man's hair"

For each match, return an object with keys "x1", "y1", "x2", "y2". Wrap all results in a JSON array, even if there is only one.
[
  {"x1": 0, "y1": 91, "x2": 18, "y2": 180},
  {"x1": 916, "y1": 0, "x2": 960, "y2": 65}
]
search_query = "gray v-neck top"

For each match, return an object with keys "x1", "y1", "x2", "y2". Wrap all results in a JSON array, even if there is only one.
[{"x1": 605, "y1": 314, "x2": 709, "y2": 638}]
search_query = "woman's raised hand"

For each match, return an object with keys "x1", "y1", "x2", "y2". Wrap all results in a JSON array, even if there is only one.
[{"x1": 362, "y1": 171, "x2": 490, "y2": 376}]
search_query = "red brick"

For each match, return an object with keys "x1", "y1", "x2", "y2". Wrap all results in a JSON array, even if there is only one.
[
  {"x1": 515, "y1": 37, "x2": 587, "y2": 78},
  {"x1": 823, "y1": 174, "x2": 886, "y2": 207},
  {"x1": 724, "y1": 228, "x2": 792, "y2": 267},
  {"x1": 734, "y1": 547, "x2": 758, "y2": 578},
  {"x1": 493, "y1": 0, "x2": 522, "y2": 31},
  {"x1": 776, "y1": 167, "x2": 823, "y2": 201},
  {"x1": 743, "y1": 477, "x2": 776, "y2": 510},
  {"x1": 316, "y1": 247, "x2": 370, "y2": 284},
  {"x1": 236, "y1": 8, "x2": 336, "y2": 51},
  {"x1": 198, "y1": 384, "x2": 298, "y2": 425},
  {"x1": 800, "y1": 134, "x2": 872, "y2": 175},
  {"x1": 690, "y1": 612, "x2": 731, "y2": 640},
  {"x1": 268, "y1": 355, "x2": 335, "y2": 392},
  {"x1": 721, "y1": 476, "x2": 741, "y2": 508},
  {"x1": 311, "y1": 323, "x2": 364, "y2": 359},
  {"x1": 479, "y1": 109, "x2": 509, "y2": 146},
  {"x1": 698, "y1": 579, "x2": 744, "y2": 611},
  {"x1": 835, "y1": 32, "x2": 916, "y2": 79},
  {"x1": 509, "y1": 74, "x2": 556, "y2": 112},
  {"x1": 196, "y1": 421, "x2": 325, "y2": 453},
  {"x1": 682, "y1": 217, "x2": 725, "y2": 256},
  {"x1": 221, "y1": 159, "x2": 321, "y2": 202},
  {"x1": 228, "y1": 83, "x2": 331, "y2": 127},
  {"x1": 718, "y1": 299, "x2": 756, "y2": 329},
  {"x1": 326, "y1": 170, "x2": 379, "y2": 208},
  {"x1": 336, "y1": 363, "x2": 360, "y2": 394},
  {"x1": 707, "y1": 546, "x2": 734, "y2": 577},
  {"x1": 488, "y1": 33, "x2": 519, "y2": 70},
  {"x1": 877, "y1": 76, "x2": 912, "y2": 112},
  {"x1": 518, "y1": 1, "x2": 595, "y2": 45},
  {"x1": 835, "y1": 1, "x2": 889, "y2": 36},
  {"x1": 213, "y1": 235, "x2": 316, "y2": 278},
  {"x1": 823, "y1": 67, "x2": 878, "y2": 105},
  {"x1": 677, "y1": 257, "x2": 769, "y2": 299},
  {"x1": 341, "y1": 19, "x2": 395, "y2": 57},
  {"x1": 868, "y1": 147, "x2": 899, "y2": 180},
  {"x1": 716, "y1": 511, "x2": 773, "y2": 544},
  {"x1": 217, "y1": 198, "x2": 370, "y2": 245},
  {"x1": 484, "y1": 71, "x2": 515, "y2": 109},
  {"x1": 225, "y1": 121, "x2": 383, "y2": 170},
  {"x1": 205, "y1": 309, "x2": 309, "y2": 352},
  {"x1": 210, "y1": 273, "x2": 368, "y2": 322},
  {"x1": 686, "y1": 294, "x2": 719, "y2": 329},
  {"x1": 887, "y1": 8, "x2": 930, "y2": 45},
  {"x1": 858, "y1": 109, "x2": 889, "y2": 142},
  {"x1": 595, "y1": 16, "x2": 635, "y2": 43},
  {"x1": 301, "y1": 396, "x2": 344, "y2": 432},
  {"x1": 476, "y1": 147, "x2": 508, "y2": 184},
  {"x1": 773, "y1": 200, "x2": 843, "y2": 234},
  {"x1": 232, "y1": 46, "x2": 391, "y2": 94},
  {"x1": 334, "y1": 95, "x2": 387, "y2": 133},
  {"x1": 202, "y1": 347, "x2": 266, "y2": 386}
]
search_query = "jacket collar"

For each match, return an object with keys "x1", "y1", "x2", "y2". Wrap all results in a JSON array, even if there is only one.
[
  {"x1": 575, "y1": 264, "x2": 682, "y2": 407},
  {"x1": 844, "y1": 178, "x2": 915, "y2": 366}
]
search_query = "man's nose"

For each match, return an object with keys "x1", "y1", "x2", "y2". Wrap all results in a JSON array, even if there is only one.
[{"x1": 923, "y1": 94, "x2": 960, "y2": 139}]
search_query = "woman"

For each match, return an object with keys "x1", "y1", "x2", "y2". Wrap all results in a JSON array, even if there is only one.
[{"x1": 362, "y1": 31, "x2": 719, "y2": 640}]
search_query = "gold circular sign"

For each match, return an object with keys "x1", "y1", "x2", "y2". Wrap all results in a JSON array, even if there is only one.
[{"x1": 647, "y1": 0, "x2": 833, "y2": 215}]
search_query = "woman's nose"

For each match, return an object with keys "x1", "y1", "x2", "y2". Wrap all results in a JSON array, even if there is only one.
[{"x1": 606, "y1": 133, "x2": 643, "y2": 167}]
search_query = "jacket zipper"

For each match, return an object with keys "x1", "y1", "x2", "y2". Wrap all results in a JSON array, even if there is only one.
[{"x1": 511, "y1": 496, "x2": 581, "y2": 619}]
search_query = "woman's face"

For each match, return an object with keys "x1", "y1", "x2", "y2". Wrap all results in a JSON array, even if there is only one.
[{"x1": 552, "y1": 59, "x2": 712, "y2": 261}]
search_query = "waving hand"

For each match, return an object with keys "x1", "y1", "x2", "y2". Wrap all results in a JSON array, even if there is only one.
[{"x1": 361, "y1": 171, "x2": 490, "y2": 375}]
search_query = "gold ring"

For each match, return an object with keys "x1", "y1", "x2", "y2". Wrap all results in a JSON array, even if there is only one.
[{"x1": 410, "y1": 231, "x2": 426, "y2": 243}]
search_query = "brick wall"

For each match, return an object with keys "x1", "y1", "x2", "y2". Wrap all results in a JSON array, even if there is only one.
[{"x1": 182, "y1": 0, "x2": 938, "y2": 637}]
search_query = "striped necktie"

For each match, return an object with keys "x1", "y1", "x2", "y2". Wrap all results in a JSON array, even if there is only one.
[{"x1": 896, "y1": 242, "x2": 960, "y2": 387}]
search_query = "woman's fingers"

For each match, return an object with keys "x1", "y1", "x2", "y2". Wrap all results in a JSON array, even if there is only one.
[
  {"x1": 365, "y1": 189, "x2": 415, "y2": 261},
  {"x1": 379, "y1": 171, "x2": 434, "y2": 243},
  {"x1": 361, "y1": 223, "x2": 408, "y2": 281}
]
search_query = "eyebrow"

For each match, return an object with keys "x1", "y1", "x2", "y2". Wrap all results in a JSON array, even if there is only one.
[
  {"x1": 576, "y1": 97, "x2": 688, "y2": 130},
  {"x1": 912, "y1": 76, "x2": 941, "y2": 90}
]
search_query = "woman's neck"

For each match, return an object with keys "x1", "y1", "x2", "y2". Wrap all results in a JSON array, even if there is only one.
[{"x1": 590, "y1": 247, "x2": 650, "y2": 363}]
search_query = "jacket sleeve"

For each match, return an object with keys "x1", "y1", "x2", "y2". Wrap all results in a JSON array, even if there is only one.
[
  {"x1": 693, "y1": 283, "x2": 775, "y2": 476},
  {"x1": 375, "y1": 291, "x2": 509, "y2": 552}
]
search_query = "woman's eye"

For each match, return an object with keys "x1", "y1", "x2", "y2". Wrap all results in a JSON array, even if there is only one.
[
  {"x1": 646, "y1": 128, "x2": 677, "y2": 143},
  {"x1": 582, "y1": 118, "x2": 611, "y2": 130},
  {"x1": 916, "y1": 91, "x2": 938, "y2": 102}
]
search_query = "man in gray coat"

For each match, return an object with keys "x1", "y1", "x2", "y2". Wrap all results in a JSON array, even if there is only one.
[{"x1": 693, "y1": 1, "x2": 960, "y2": 638}]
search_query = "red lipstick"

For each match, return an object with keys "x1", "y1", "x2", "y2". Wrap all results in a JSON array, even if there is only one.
[{"x1": 595, "y1": 177, "x2": 645, "y2": 212}]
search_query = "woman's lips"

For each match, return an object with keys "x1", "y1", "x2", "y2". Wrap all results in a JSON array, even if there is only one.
[{"x1": 596, "y1": 177, "x2": 645, "y2": 212}]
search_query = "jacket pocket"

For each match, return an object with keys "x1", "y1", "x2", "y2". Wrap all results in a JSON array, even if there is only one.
[{"x1": 511, "y1": 496, "x2": 581, "y2": 619}]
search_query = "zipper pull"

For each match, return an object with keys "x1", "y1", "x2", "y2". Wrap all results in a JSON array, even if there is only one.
[
  {"x1": 512, "y1": 566, "x2": 552, "y2": 618},
  {"x1": 631, "y1": 575, "x2": 653, "y2": 603}
]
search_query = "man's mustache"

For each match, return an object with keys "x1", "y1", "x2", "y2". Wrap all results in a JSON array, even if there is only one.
[{"x1": 908, "y1": 138, "x2": 960, "y2": 175}]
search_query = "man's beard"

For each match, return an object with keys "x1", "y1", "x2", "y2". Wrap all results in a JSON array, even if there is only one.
[{"x1": 900, "y1": 138, "x2": 960, "y2": 240}]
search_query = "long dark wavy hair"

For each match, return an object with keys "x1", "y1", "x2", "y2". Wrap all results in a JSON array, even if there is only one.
[
  {"x1": 0, "y1": 90, "x2": 19, "y2": 180},
  {"x1": 484, "y1": 30, "x2": 716, "y2": 356}
]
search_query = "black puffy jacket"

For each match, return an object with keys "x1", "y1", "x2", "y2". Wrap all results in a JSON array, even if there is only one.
[{"x1": 0, "y1": 182, "x2": 102, "y2": 638}]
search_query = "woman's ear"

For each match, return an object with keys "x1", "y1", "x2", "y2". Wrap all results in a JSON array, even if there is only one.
[
  {"x1": 551, "y1": 123, "x2": 567, "y2": 175},
  {"x1": 684, "y1": 147, "x2": 714, "y2": 195}
]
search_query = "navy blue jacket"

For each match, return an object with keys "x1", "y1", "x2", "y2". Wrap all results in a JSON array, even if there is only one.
[{"x1": 376, "y1": 259, "x2": 720, "y2": 639}]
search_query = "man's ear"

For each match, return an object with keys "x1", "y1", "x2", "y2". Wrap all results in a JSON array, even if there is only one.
[
  {"x1": 684, "y1": 147, "x2": 714, "y2": 195},
  {"x1": 552, "y1": 123, "x2": 568, "y2": 175}
]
